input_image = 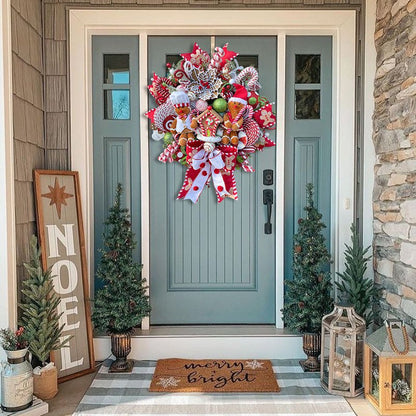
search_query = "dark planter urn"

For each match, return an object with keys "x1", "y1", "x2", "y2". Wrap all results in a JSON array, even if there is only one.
[
  {"x1": 109, "y1": 331, "x2": 134, "y2": 373},
  {"x1": 299, "y1": 332, "x2": 321, "y2": 372}
]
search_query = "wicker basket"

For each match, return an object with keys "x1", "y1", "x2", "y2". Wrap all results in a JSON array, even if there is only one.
[{"x1": 33, "y1": 366, "x2": 58, "y2": 400}]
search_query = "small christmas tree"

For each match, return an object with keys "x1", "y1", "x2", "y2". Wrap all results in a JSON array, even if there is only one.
[
  {"x1": 92, "y1": 184, "x2": 150, "y2": 334},
  {"x1": 336, "y1": 224, "x2": 377, "y2": 326},
  {"x1": 19, "y1": 235, "x2": 68, "y2": 366},
  {"x1": 282, "y1": 183, "x2": 333, "y2": 333}
]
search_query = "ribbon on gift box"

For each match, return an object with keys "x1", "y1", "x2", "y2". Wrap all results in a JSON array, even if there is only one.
[{"x1": 178, "y1": 143, "x2": 237, "y2": 203}]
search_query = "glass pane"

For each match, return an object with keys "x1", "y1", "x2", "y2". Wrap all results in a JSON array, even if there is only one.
[
  {"x1": 370, "y1": 350, "x2": 380, "y2": 403},
  {"x1": 332, "y1": 332, "x2": 353, "y2": 391},
  {"x1": 104, "y1": 54, "x2": 130, "y2": 84},
  {"x1": 166, "y1": 54, "x2": 182, "y2": 67},
  {"x1": 322, "y1": 328, "x2": 330, "y2": 387},
  {"x1": 295, "y1": 90, "x2": 320, "y2": 119},
  {"x1": 355, "y1": 334, "x2": 364, "y2": 391},
  {"x1": 237, "y1": 55, "x2": 258, "y2": 69},
  {"x1": 104, "y1": 90, "x2": 130, "y2": 120},
  {"x1": 295, "y1": 54, "x2": 320, "y2": 83},
  {"x1": 392, "y1": 363, "x2": 412, "y2": 404}
]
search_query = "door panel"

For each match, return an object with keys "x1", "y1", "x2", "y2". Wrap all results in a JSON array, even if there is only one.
[
  {"x1": 149, "y1": 36, "x2": 277, "y2": 324},
  {"x1": 92, "y1": 36, "x2": 141, "y2": 289},
  {"x1": 284, "y1": 36, "x2": 332, "y2": 283}
]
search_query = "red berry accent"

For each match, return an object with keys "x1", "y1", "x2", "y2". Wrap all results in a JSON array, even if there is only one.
[
  {"x1": 193, "y1": 186, "x2": 199, "y2": 191},
  {"x1": 200, "y1": 163, "x2": 205, "y2": 168},
  {"x1": 217, "y1": 186, "x2": 224, "y2": 192},
  {"x1": 214, "y1": 169, "x2": 220, "y2": 174},
  {"x1": 207, "y1": 106, "x2": 212, "y2": 110},
  {"x1": 202, "y1": 170, "x2": 208, "y2": 176}
]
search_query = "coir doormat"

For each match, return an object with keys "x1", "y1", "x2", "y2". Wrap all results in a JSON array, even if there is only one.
[{"x1": 149, "y1": 358, "x2": 280, "y2": 393}]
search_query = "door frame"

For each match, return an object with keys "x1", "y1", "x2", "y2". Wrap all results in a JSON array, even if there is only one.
[{"x1": 69, "y1": 8, "x2": 356, "y2": 329}]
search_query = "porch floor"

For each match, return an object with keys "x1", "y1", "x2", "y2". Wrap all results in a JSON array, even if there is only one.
[{"x1": 47, "y1": 365, "x2": 383, "y2": 416}]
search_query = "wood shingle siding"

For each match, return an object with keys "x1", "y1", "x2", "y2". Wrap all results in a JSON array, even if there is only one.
[{"x1": 11, "y1": 0, "x2": 43, "y2": 297}]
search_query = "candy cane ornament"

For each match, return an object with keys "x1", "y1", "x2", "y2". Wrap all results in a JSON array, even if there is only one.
[{"x1": 235, "y1": 66, "x2": 261, "y2": 92}]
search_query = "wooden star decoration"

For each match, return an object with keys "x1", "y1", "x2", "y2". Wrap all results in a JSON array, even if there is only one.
[{"x1": 41, "y1": 177, "x2": 74, "y2": 219}]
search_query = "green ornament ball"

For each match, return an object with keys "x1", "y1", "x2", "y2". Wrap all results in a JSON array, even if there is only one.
[
  {"x1": 212, "y1": 98, "x2": 227, "y2": 113},
  {"x1": 163, "y1": 132, "x2": 173, "y2": 145},
  {"x1": 248, "y1": 96, "x2": 257, "y2": 106}
]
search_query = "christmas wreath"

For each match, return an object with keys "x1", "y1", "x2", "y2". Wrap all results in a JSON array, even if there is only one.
[{"x1": 146, "y1": 43, "x2": 276, "y2": 203}]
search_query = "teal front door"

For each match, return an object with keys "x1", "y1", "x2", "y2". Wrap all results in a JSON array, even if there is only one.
[
  {"x1": 92, "y1": 34, "x2": 333, "y2": 326},
  {"x1": 149, "y1": 36, "x2": 277, "y2": 324}
]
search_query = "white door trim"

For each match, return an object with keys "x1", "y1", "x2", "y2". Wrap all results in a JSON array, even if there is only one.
[
  {"x1": 69, "y1": 8, "x2": 356, "y2": 330},
  {"x1": 0, "y1": 0, "x2": 17, "y2": 342}
]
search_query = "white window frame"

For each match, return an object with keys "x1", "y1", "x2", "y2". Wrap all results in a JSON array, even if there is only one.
[{"x1": 69, "y1": 9, "x2": 356, "y2": 329}]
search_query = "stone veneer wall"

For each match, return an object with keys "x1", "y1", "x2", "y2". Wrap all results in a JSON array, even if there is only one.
[
  {"x1": 10, "y1": 0, "x2": 44, "y2": 296},
  {"x1": 373, "y1": 0, "x2": 416, "y2": 327}
]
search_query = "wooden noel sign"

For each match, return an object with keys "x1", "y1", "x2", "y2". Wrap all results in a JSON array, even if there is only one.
[{"x1": 34, "y1": 170, "x2": 95, "y2": 382}]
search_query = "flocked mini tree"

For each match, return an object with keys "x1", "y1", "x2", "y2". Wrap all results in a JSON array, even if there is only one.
[
  {"x1": 336, "y1": 224, "x2": 377, "y2": 327},
  {"x1": 19, "y1": 235, "x2": 68, "y2": 366},
  {"x1": 92, "y1": 183, "x2": 150, "y2": 334},
  {"x1": 282, "y1": 183, "x2": 333, "y2": 334}
]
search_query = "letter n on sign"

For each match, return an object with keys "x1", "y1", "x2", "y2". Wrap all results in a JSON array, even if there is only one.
[{"x1": 34, "y1": 170, "x2": 95, "y2": 382}]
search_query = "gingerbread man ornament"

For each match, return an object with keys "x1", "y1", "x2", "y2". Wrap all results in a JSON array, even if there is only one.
[{"x1": 170, "y1": 90, "x2": 195, "y2": 147}]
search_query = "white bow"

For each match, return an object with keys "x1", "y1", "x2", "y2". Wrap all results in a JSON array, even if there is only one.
[{"x1": 184, "y1": 149, "x2": 228, "y2": 203}]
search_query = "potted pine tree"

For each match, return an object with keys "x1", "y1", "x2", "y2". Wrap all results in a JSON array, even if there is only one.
[
  {"x1": 19, "y1": 235, "x2": 69, "y2": 400},
  {"x1": 336, "y1": 224, "x2": 378, "y2": 327},
  {"x1": 92, "y1": 184, "x2": 150, "y2": 373},
  {"x1": 282, "y1": 183, "x2": 333, "y2": 372}
]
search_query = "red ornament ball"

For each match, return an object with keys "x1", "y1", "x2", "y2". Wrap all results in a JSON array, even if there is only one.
[{"x1": 298, "y1": 301, "x2": 305, "y2": 309}]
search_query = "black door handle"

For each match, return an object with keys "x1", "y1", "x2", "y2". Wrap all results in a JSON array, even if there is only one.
[{"x1": 263, "y1": 189, "x2": 273, "y2": 234}]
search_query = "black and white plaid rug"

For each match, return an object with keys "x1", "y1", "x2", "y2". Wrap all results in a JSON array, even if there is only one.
[{"x1": 73, "y1": 359, "x2": 356, "y2": 415}]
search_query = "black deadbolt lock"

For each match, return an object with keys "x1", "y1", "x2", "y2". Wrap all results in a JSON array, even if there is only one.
[{"x1": 263, "y1": 169, "x2": 273, "y2": 186}]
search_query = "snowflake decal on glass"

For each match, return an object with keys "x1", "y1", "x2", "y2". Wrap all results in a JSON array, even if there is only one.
[
  {"x1": 156, "y1": 376, "x2": 181, "y2": 389},
  {"x1": 245, "y1": 360, "x2": 264, "y2": 370}
]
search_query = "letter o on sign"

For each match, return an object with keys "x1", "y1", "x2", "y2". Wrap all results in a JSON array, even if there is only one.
[{"x1": 52, "y1": 260, "x2": 78, "y2": 295}]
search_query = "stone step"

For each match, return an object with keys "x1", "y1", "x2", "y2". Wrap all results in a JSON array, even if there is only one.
[{"x1": 94, "y1": 326, "x2": 304, "y2": 361}]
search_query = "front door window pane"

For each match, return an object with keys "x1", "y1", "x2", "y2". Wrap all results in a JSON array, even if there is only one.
[
  {"x1": 104, "y1": 90, "x2": 130, "y2": 120},
  {"x1": 237, "y1": 55, "x2": 258, "y2": 69},
  {"x1": 295, "y1": 90, "x2": 320, "y2": 119},
  {"x1": 295, "y1": 54, "x2": 320, "y2": 83},
  {"x1": 104, "y1": 54, "x2": 130, "y2": 84}
]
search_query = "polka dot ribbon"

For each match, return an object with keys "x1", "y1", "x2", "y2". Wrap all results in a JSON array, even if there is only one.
[{"x1": 183, "y1": 149, "x2": 228, "y2": 203}]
